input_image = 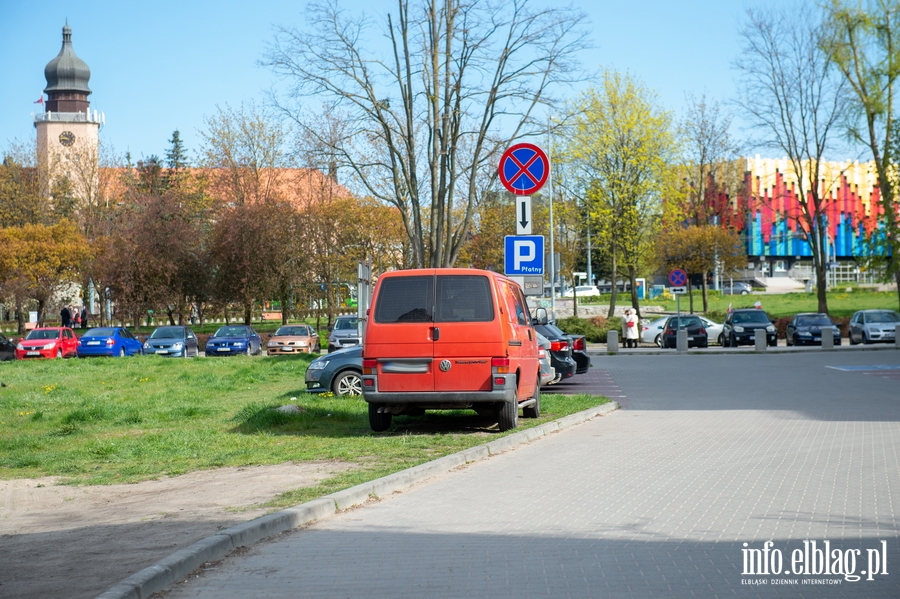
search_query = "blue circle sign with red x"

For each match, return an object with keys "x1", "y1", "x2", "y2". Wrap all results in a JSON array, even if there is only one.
[
  {"x1": 668, "y1": 269, "x2": 688, "y2": 287},
  {"x1": 499, "y1": 143, "x2": 550, "y2": 195}
]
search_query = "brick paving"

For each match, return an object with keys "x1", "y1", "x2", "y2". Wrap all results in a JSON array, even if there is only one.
[{"x1": 164, "y1": 351, "x2": 900, "y2": 598}]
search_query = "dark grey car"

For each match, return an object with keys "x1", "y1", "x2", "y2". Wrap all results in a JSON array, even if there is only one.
[
  {"x1": 305, "y1": 345, "x2": 363, "y2": 395},
  {"x1": 142, "y1": 326, "x2": 200, "y2": 357},
  {"x1": 0, "y1": 333, "x2": 15, "y2": 361}
]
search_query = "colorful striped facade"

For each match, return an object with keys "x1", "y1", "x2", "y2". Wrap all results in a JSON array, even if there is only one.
[{"x1": 730, "y1": 157, "x2": 891, "y2": 261}]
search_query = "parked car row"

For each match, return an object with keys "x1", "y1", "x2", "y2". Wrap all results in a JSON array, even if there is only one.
[
  {"x1": 640, "y1": 308, "x2": 900, "y2": 349},
  {"x1": 3, "y1": 322, "x2": 326, "y2": 360}
]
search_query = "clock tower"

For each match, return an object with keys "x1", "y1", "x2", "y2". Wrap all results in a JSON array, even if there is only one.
[{"x1": 34, "y1": 23, "x2": 103, "y2": 174}]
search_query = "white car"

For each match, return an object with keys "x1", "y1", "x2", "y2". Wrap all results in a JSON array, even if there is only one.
[
  {"x1": 640, "y1": 316, "x2": 668, "y2": 347},
  {"x1": 698, "y1": 317, "x2": 724, "y2": 345},
  {"x1": 563, "y1": 285, "x2": 601, "y2": 297},
  {"x1": 641, "y1": 315, "x2": 723, "y2": 346}
]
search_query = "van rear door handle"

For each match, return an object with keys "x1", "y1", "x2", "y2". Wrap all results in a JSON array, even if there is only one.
[{"x1": 432, "y1": 327, "x2": 440, "y2": 341}]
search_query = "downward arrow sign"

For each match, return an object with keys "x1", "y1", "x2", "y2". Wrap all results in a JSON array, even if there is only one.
[{"x1": 515, "y1": 196, "x2": 532, "y2": 235}]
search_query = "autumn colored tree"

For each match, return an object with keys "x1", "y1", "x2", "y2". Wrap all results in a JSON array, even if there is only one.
[
  {"x1": 0, "y1": 221, "x2": 91, "y2": 333},
  {"x1": 655, "y1": 226, "x2": 746, "y2": 313}
]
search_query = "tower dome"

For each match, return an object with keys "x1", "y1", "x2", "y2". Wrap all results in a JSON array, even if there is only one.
[{"x1": 42, "y1": 24, "x2": 91, "y2": 113}]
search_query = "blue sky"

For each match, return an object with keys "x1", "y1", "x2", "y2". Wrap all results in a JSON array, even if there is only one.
[{"x1": 1, "y1": 0, "x2": 782, "y2": 162}]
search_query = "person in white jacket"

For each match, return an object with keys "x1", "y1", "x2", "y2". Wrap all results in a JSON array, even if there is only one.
[{"x1": 623, "y1": 309, "x2": 639, "y2": 348}]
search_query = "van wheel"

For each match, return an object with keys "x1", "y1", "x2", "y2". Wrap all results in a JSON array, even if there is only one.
[
  {"x1": 523, "y1": 376, "x2": 541, "y2": 418},
  {"x1": 497, "y1": 400, "x2": 518, "y2": 431},
  {"x1": 368, "y1": 403, "x2": 392, "y2": 432}
]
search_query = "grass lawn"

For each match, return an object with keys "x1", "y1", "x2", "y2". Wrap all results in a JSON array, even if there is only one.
[{"x1": 0, "y1": 355, "x2": 606, "y2": 509}]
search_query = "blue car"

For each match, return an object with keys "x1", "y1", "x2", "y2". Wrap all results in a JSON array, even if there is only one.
[
  {"x1": 77, "y1": 327, "x2": 143, "y2": 357},
  {"x1": 205, "y1": 325, "x2": 262, "y2": 356}
]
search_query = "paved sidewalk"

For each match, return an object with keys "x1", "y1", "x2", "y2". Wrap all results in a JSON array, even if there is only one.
[{"x1": 155, "y1": 351, "x2": 900, "y2": 598}]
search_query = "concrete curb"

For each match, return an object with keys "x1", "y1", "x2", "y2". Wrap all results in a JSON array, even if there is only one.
[{"x1": 95, "y1": 401, "x2": 619, "y2": 599}]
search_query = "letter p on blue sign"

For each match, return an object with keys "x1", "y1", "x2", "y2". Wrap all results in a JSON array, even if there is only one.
[{"x1": 504, "y1": 235, "x2": 544, "y2": 275}]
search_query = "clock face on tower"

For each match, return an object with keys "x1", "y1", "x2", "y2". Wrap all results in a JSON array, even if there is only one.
[{"x1": 59, "y1": 131, "x2": 76, "y2": 147}]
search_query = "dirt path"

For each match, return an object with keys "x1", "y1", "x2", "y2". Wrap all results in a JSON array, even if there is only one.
[{"x1": 0, "y1": 462, "x2": 354, "y2": 599}]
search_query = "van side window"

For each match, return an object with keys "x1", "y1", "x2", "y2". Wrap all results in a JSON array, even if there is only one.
[
  {"x1": 513, "y1": 287, "x2": 531, "y2": 325},
  {"x1": 435, "y1": 275, "x2": 494, "y2": 322},
  {"x1": 374, "y1": 276, "x2": 434, "y2": 323}
]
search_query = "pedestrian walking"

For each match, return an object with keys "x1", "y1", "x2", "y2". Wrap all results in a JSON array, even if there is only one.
[{"x1": 623, "y1": 308, "x2": 639, "y2": 348}]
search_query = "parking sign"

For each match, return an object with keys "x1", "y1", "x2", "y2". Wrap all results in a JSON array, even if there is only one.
[{"x1": 504, "y1": 235, "x2": 544, "y2": 275}]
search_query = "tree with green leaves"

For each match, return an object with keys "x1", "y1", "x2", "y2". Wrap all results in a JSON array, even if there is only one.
[
  {"x1": 264, "y1": 0, "x2": 588, "y2": 268},
  {"x1": 822, "y1": 0, "x2": 900, "y2": 310},
  {"x1": 561, "y1": 71, "x2": 677, "y2": 318}
]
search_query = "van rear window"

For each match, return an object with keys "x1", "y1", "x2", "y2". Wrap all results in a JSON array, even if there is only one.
[
  {"x1": 374, "y1": 275, "x2": 494, "y2": 323},
  {"x1": 435, "y1": 275, "x2": 493, "y2": 322},
  {"x1": 374, "y1": 276, "x2": 434, "y2": 323}
]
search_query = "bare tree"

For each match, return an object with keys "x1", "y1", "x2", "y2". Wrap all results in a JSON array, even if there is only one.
[
  {"x1": 734, "y1": 4, "x2": 848, "y2": 314},
  {"x1": 263, "y1": 0, "x2": 588, "y2": 267}
]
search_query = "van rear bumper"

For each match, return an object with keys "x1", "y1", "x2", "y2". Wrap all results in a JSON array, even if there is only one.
[{"x1": 361, "y1": 374, "x2": 517, "y2": 404}]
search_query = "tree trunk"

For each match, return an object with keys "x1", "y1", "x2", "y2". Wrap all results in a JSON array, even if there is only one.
[
  {"x1": 572, "y1": 276, "x2": 579, "y2": 318},
  {"x1": 607, "y1": 244, "x2": 618, "y2": 319},
  {"x1": 16, "y1": 297, "x2": 26, "y2": 335},
  {"x1": 701, "y1": 274, "x2": 709, "y2": 313},
  {"x1": 687, "y1": 279, "x2": 694, "y2": 313},
  {"x1": 243, "y1": 302, "x2": 252, "y2": 326},
  {"x1": 628, "y1": 266, "x2": 640, "y2": 319}
]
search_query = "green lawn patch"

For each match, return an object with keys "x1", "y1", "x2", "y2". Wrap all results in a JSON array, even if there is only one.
[{"x1": 0, "y1": 356, "x2": 607, "y2": 506}]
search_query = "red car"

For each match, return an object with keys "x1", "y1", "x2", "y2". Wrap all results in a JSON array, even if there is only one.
[{"x1": 15, "y1": 327, "x2": 79, "y2": 359}]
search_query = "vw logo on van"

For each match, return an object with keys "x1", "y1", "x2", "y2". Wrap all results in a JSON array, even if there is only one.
[{"x1": 439, "y1": 359, "x2": 452, "y2": 372}]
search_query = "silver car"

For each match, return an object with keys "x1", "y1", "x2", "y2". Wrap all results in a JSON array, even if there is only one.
[
  {"x1": 849, "y1": 309, "x2": 900, "y2": 344},
  {"x1": 327, "y1": 315, "x2": 361, "y2": 352},
  {"x1": 536, "y1": 332, "x2": 556, "y2": 386}
]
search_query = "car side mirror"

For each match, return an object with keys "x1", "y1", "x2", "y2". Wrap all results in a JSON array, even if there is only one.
[{"x1": 532, "y1": 307, "x2": 549, "y2": 326}]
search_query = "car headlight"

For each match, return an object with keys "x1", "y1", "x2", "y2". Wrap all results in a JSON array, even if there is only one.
[
  {"x1": 16, "y1": 342, "x2": 24, "y2": 350},
  {"x1": 308, "y1": 360, "x2": 329, "y2": 371},
  {"x1": 798, "y1": 331, "x2": 811, "y2": 336},
  {"x1": 766, "y1": 325, "x2": 775, "y2": 332},
  {"x1": 233, "y1": 341, "x2": 245, "y2": 346},
  {"x1": 172, "y1": 342, "x2": 183, "y2": 349},
  {"x1": 143, "y1": 342, "x2": 151, "y2": 349},
  {"x1": 733, "y1": 326, "x2": 744, "y2": 332},
  {"x1": 267, "y1": 341, "x2": 277, "y2": 347},
  {"x1": 43, "y1": 342, "x2": 57, "y2": 349}
]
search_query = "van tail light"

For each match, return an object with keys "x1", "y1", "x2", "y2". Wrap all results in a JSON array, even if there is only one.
[
  {"x1": 549, "y1": 340, "x2": 568, "y2": 352},
  {"x1": 362, "y1": 358, "x2": 378, "y2": 375},
  {"x1": 491, "y1": 357, "x2": 510, "y2": 374},
  {"x1": 573, "y1": 337, "x2": 586, "y2": 351}
]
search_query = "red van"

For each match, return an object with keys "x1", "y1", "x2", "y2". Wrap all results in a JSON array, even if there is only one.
[{"x1": 361, "y1": 268, "x2": 543, "y2": 432}]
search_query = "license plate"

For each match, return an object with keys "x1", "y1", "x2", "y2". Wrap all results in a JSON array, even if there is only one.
[
  {"x1": 281, "y1": 348, "x2": 294, "y2": 352},
  {"x1": 156, "y1": 350, "x2": 169, "y2": 354},
  {"x1": 216, "y1": 347, "x2": 230, "y2": 352},
  {"x1": 87, "y1": 341, "x2": 100, "y2": 345},
  {"x1": 687, "y1": 336, "x2": 694, "y2": 340},
  {"x1": 342, "y1": 340, "x2": 359, "y2": 346},
  {"x1": 27, "y1": 351, "x2": 40, "y2": 356}
]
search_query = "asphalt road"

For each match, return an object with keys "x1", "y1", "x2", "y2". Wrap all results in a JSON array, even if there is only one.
[{"x1": 161, "y1": 349, "x2": 900, "y2": 598}]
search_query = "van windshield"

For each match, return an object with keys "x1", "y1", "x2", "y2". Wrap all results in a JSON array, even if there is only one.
[{"x1": 374, "y1": 275, "x2": 494, "y2": 323}]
